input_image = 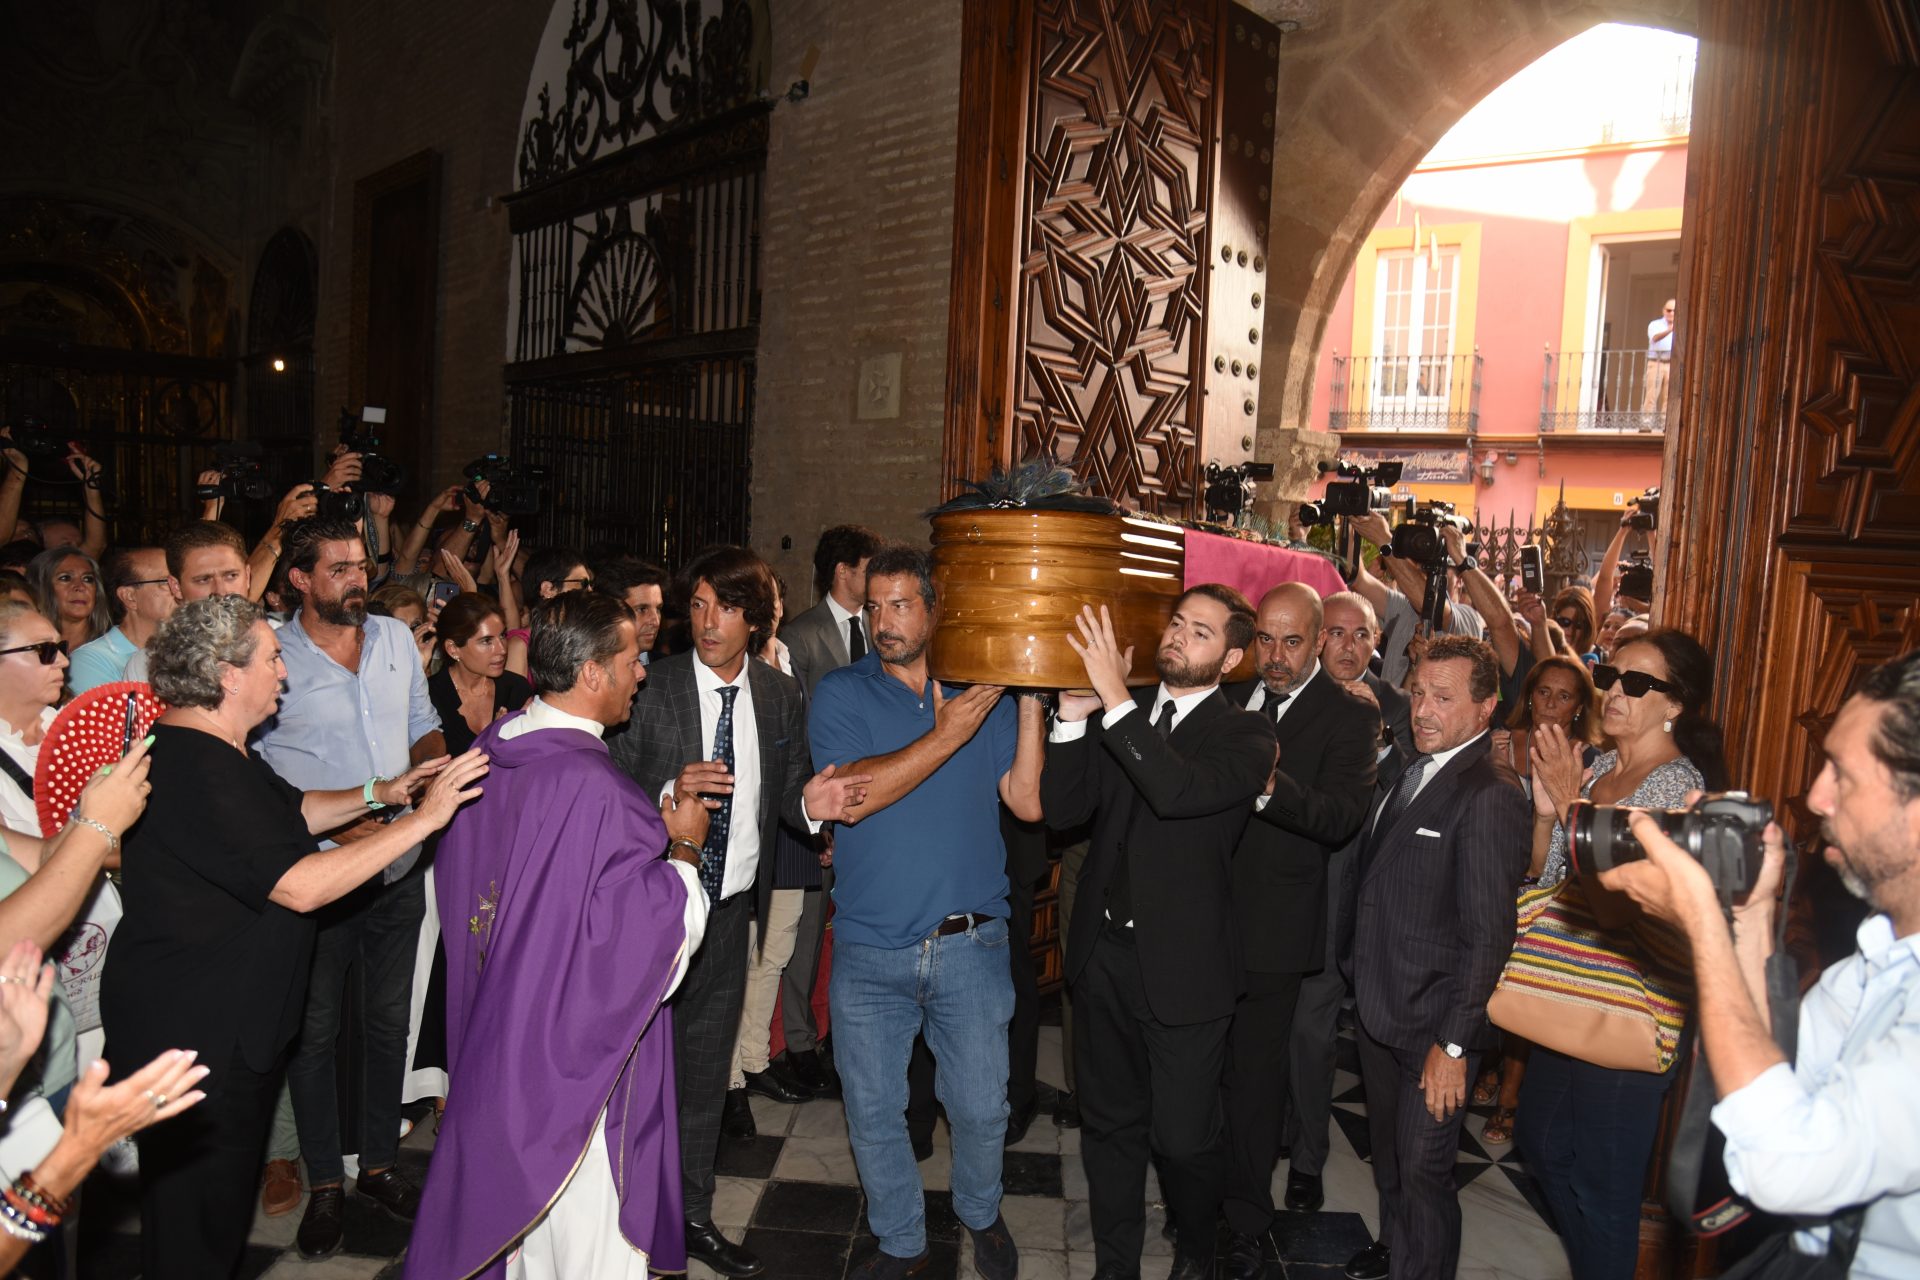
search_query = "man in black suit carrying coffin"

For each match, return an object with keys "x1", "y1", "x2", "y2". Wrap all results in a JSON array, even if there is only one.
[
  {"x1": 1219, "y1": 584, "x2": 1381, "y2": 1277},
  {"x1": 1044, "y1": 588, "x2": 1277, "y2": 1280},
  {"x1": 1343, "y1": 636, "x2": 1529, "y2": 1280}
]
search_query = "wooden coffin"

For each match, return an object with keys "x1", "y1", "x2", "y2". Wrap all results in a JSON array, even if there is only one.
[{"x1": 929, "y1": 509, "x2": 1185, "y2": 688}]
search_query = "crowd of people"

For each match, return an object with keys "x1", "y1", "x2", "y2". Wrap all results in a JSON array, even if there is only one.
[{"x1": 0, "y1": 432, "x2": 1911, "y2": 1280}]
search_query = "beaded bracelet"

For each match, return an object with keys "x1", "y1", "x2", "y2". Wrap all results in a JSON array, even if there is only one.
[
  {"x1": 0, "y1": 1196, "x2": 47, "y2": 1243},
  {"x1": 2, "y1": 1187, "x2": 54, "y2": 1228},
  {"x1": 17, "y1": 1171, "x2": 70, "y2": 1218}
]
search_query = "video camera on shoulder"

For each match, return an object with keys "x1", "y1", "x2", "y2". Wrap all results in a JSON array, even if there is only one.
[
  {"x1": 1620, "y1": 550, "x2": 1655, "y2": 602},
  {"x1": 338, "y1": 406, "x2": 406, "y2": 495},
  {"x1": 1568, "y1": 791, "x2": 1772, "y2": 897},
  {"x1": 1389, "y1": 501, "x2": 1476, "y2": 568},
  {"x1": 461, "y1": 454, "x2": 550, "y2": 517},
  {"x1": 1296, "y1": 459, "x2": 1403, "y2": 528},
  {"x1": 1627, "y1": 486, "x2": 1661, "y2": 532},
  {"x1": 196, "y1": 440, "x2": 274, "y2": 502}
]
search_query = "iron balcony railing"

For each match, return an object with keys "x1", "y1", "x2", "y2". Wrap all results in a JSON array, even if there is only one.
[
  {"x1": 1328, "y1": 351, "x2": 1482, "y2": 433},
  {"x1": 1540, "y1": 348, "x2": 1671, "y2": 433}
]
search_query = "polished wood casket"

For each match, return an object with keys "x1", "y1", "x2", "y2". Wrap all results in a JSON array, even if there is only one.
[{"x1": 928, "y1": 509, "x2": 1185, "y2": 688}]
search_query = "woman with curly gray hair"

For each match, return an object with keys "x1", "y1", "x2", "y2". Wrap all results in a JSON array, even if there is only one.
[
  {"x1": 26, "y1": 547, "x2": 110, "y2": 654},
  {"x1": 100, "y1": 595, "x2": 490, "y2": 1279}
]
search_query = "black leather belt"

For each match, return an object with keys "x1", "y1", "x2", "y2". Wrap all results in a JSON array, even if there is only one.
[{"x1": 933, "y1": 912, "x2": 993, "y2": 937}]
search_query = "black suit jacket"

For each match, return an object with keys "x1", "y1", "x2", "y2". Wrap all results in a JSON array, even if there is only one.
[
  {"x1": 1350, "y1": 733, "x2": 1529, "y2": 1054},
  {"x1": 608, "y1": 652, "x2": 812, "y2": 931},
  {"x1": 1366, "y1": 671, "x2": 1415, "y2": 776},
  {"x1": 1223, "y1": 673, "x2": 1381, "y2": 974},
  {"x1": 1042, "y1": 688, "x2": 1276, "y2": 1026}
]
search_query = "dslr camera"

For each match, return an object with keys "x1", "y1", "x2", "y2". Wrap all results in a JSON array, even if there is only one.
[
  {"x1": 1297, "y1": 459, "x2": 1403, "y2": 527},
  {"x1": 2, "y1": 416, "x2": 70, "y2": 465},
  {"x1": 195, "y1": 441, "x2": 274, "y2": 502},
  {"x1": 1389, "y1": 501, "x2": 1475, "y2": 567},
  {"x1": 338, "y1": 407, "x2": 406, "y2": 495},
  {"x1": 462, "y1": 454, "x2": 550, "y2": 517},
  {"x1": 1568, "y1": 791, "x2": 1773, "y2": 897},
  {"x1": 308, "y1": 482, "x2": 365, "y2": 524},
  {"x1": 1627, "y1": 486, "x2": 1661, "y2": 532}
]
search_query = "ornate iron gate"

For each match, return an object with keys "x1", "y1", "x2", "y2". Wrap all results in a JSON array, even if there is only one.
[{"x1": 503, "y1": 0, "x2": 768, "y2": 565}]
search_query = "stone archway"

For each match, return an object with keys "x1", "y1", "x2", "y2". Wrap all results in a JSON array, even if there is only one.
[{"x1": 1246, "y1": 0, "x2": 1699, "y2": 487}]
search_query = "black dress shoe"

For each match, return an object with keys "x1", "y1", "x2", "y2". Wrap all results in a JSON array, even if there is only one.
[
  {"x1": 1285, "y1": 1169, "x2": 1325, "y2": 1213},
  {"x1": 1166, "y1": 1252, "x2": 1211, "y2": 1280},
  {"x1": 1223, "y1": 1230, "x2": 1269, "y2": 1280},
  {"x1": 910, "y1": 1126, "x2": 935, "y2": 1162},
  {"x1": 784, "y1": 1048, "x2": 840, "y2": 1097},
  {"x1": 742, "y1": 1060, "x2": 811, "y2": 1103},
  {"x1": 686, "y1": 1219, "x2": 766, "y2": 1277},
  {"x1": 355, "y1": 1166, "x2": 423, "y2": 1220},
  {"x1": 722, "y1": 1086, "x2": 757, "y2": 1138},
  {"x1": 1004, "y1": 1094, "x2": 1037, "y2": 1147},
  {"x1": 296, "y1": 1184, "x2": 344, "y2": 1259},
  {"x1": 1053, "y1": 1090, "x2": 1082, "y2": 1128},
  {"x1": 1344, "y1": 1241, "x2": 1391, "y2": 1280}
]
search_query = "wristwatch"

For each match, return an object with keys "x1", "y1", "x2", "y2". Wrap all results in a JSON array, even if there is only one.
[
  {"x1": 1436, "y1": 1038, "x2": 1465, "y2": 1059},
  {"x1": 1453, "y1": 555, "x2": 1479, "y2": 573}
]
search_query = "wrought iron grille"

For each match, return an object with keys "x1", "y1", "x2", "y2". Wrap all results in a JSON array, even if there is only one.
[
  {"x1": 505, "y1": 0, "x2": 768, "y2": 560},
  {"x1": 509, "y1": 357, "x2": 752, "y2": 569},
  {"x1": 1540, "y1": 349, "x2": 1669, "y2": 433},
  {"x1": 1328, "y1": 351, "x2": 1483, "y2": 433}
]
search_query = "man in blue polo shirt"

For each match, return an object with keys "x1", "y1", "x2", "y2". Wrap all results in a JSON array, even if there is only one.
[{"x1": 810, "y1": 544, "x2": 1044, "y2": 1280}]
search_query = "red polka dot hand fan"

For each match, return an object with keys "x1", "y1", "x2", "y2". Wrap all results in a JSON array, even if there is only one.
[{"x1": 35, "y1": 681, "x2": 168, "y2": 838}]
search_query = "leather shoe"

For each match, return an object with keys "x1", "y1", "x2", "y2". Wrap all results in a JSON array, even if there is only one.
[
  {"x1": 1285, "y1": 1169, "x2": 1325, "y2": 1213},
  {"x1": 742, "y1": 1060, "x2": 811, "y2": 1104},
  {"x1": 969, "y1": 1211, "x2": 1020, "y2": 1280},
  {"x1": 722, "y1": 1087, "x2": 757, "y2": 1139},
  {"x1": 355, "y1": 1165, "x2": 423, "y2": 1220},
  {"x1": 1223, "y1": 1230, "x2": 1270, "y2": 1280},
  {"x1": 1053, "y1": 1090, "x2": 1082, "y2": 1128},
  {"x1": 848, "y1": 1246, "x2": 931, "y2": 1278},
  {"x1": 261, "y1": 1158, "x2": 301, "y2": 1217},
  {"x1": 1344, "y1": 1241, "x2": 1391, "y2": 1280},
  {"x1": 295, "y1": 1184, "x2": 343, "y2": 1259},
  {"x1": 686, "y1": 1219, "x2": 766, "y2": 1277},
  {"x1": 1004, "y1": 1095, "x2": 1037, "y2": 1147},
  {"x1": 1166, "y1": 1252, "x2": 1211, "y2": 1280},
  {"x1": 784, "y1": 1048, "x2": 840, "y2": 1097}
]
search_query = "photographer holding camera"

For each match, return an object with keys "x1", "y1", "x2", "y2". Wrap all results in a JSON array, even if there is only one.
[{"x1": 1599, "y1": 649, "x2": 1920, "y2": 1278}]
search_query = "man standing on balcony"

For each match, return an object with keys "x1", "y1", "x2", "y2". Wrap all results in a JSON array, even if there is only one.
[{"x1": 1643, "y1": 298, "x2": 1676, "y2": 419}]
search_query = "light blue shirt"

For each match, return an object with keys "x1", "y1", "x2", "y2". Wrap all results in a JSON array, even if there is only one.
[
  {"x1": 1712, "y1": 914, "x2": 1920, "y2": 1278},
  {"x1": 67, "y1": 626, "x2": 139, "y2": 695},
  {"x1": 253, "y1": 611, "x2": 441, "y2": 882}
]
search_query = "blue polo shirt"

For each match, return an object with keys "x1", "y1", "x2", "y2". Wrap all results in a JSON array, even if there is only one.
[{"x1": 809, "y1": 652, "x2": 1015, "y2": 950}]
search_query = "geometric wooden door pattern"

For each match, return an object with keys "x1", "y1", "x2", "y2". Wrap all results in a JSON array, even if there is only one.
[{"x1": 1665, "y1": 0, "x2": 1920, "y2": 848}]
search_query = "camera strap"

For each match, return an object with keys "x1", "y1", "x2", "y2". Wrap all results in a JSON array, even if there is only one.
[
  {"x1": 0, "y1": 747, "x2": 32, "y2": 800},
  {"x1": 1665, "y1": 841, "x2": 1869, "y2": 1272}
]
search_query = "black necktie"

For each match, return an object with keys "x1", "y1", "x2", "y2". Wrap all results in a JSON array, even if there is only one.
[
  {"x1": 847, "y1": 616, "x2": 866, "y2": 662},
  {"x1": 1265, "y1": 691, "x2": 1290, "y2": 726},
  {"x1": 1108, "y1": 699, "x2": 1173, "y2": 926},
  {"x1": 1376, "y1": 752, "x2": 1432, "y2": 834}
]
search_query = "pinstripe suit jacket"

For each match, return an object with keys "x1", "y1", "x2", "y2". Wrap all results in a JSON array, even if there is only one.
[
  {"x1": 1349, "y1": 732, "x2": 1529, "y2": 1054},
  {"x1": 607, "y1": 651, "x2": 813, "y2": 932}
]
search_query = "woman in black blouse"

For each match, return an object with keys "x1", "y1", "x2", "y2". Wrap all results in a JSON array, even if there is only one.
[
  {"x1": 100, "y1": 597, "x2": 488, "y2": 1280},
  {"x1": 425, "y1": 592, "x2": 533, "y2": 755}
]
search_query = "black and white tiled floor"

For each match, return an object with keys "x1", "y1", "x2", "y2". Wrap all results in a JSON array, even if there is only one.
[{"x1": 73, "y1": 1020, "x2": 1571, "y2": 1279}]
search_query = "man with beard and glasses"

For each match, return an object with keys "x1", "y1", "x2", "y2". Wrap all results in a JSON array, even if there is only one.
[
  {"x1": 255, "y1": 515, "x2": 447, "y2": 1259},
  {"x1": 1044, "y1": 587, "x2": 1277, "y2": 1280},
  {"x1": 809, "y1": 544, "x2": 1044, "y2": 1280},
  {"x1": 1217, "y1": 584, "x2": 1380, "y2": 1275},
  {"x1": 1599, "y1": 649, "x2": 1920, "y2": 1278}
]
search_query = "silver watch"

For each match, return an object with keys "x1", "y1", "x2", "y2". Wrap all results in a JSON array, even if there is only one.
[{"x1": 1437, "y1": 1039, "x2": 1465, "y2": 1059}]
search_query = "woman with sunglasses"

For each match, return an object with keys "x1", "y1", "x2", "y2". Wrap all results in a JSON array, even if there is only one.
[
  {"x1": 1519, "y1": 628, "x2": 1728, "y2": 1280},
  {"x1": 26, "y1": 547, "x2": 111, "y2": 655},
  {"x1": 1547, "y1": 585, "x2": 1600, "y2": 664}
]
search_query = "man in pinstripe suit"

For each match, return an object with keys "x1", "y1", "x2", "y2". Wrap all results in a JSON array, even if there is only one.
[
  {"x1": 609, "y1": 545, "x2": 869, "y2": 1278},
  {"x1": 1344, "y1": 635, "x2": 1529, "y2": 1280}
]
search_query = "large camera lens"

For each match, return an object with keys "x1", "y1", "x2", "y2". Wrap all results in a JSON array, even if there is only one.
[
  {"x1": 1567, "y1": 799, "x2": 1644, "y2": 875},
  {"x1": 1565, "y1": 793, "x2": 1773, "y2": 894}
]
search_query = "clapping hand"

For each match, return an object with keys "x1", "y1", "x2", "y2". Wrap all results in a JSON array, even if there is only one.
[
  {"x1": 1528, "y1": 722, "x2": 1588, "y2": 821},
  {"x1": 62, "y1": 1051, "x2": 209, "y2": 1162},
  {"x1": 0, "y1": 941, "x2": 53, "y2": 1098}
]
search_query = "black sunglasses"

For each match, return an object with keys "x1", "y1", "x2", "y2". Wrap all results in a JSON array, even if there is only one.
[
  {"x1": 0, "y1": 641, "x2": 67, "y2": 665},
  {"x1": 1592, "y1": 664, "x2": 1679, "y2": 698},
  {"x1": 1553, "y1": 614, "x2": 1583, "y2": 629}
]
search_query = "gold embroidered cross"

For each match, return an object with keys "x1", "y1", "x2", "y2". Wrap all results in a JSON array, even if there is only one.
[{"x1": 469, "y1": 879, "x2": 499, "y2": 972}]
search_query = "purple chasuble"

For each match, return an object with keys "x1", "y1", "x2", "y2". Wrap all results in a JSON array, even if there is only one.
[{"x1": 405, "y1": 712, "x2": 690, "y2": 1279}]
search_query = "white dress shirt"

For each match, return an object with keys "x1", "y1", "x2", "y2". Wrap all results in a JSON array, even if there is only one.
[
  {"x1": 503, "y1": 697, "x2": 708, "y2": 987},
  {"x1": 1246, "y1": 662, "x2": 1318, "y2": 811},
  {"x1": 1048, "y1": 682, "x2": 1218, "y2": 744},
  {"x1": 1712, "y1": 913, "x2": 1920, "y2": 1278},
  {"x1": 1372, "y1": 729, "x2": 1486, "y2": 833},
  {"x1": 693, "y1": 660, "x2": 763, "y2": 901},
  {"x1": 825, "y1": 593, "x2": 866, "y2": 661}
]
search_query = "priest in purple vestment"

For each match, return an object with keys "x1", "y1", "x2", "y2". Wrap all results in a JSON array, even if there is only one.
[{"x1": 407, "y1": 592, "x2": 714, "y2": 1280}]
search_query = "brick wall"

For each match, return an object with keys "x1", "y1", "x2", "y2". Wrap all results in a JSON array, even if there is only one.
[
  {"x1": 750, "y1": 0, "x2": 965, "y2": 600},
  {"x1": 311, "y1": 0, "x2": 552, "y2": 497}
]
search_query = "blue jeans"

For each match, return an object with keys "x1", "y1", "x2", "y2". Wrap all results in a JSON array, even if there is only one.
[
  {"x1": 1516, "y1": 1045, "x2": 1675, "y2": 1280},
  {"x1": 832, "y1": 915, "x2": 1015, "y2": 1258}
]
